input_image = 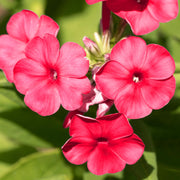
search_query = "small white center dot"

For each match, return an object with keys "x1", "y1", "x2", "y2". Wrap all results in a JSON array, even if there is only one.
[
  {"x1": 133, "y1": 76, "x2": 140, "y2": 83},
  {"x1": 50, "y1": 69, "x2": 58, "y2": 80},
  {"x1": 137, "y1": 0, "x2": 141, "y2": 3},
  {"x1": 53, "y1": 71, "x2": 57, "y2": 80}
]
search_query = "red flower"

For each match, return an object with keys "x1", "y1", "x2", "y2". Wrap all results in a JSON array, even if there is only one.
[
  {"x1": 13, "y1": 34, "x2": 91, "y2": 116},
  {"x1": 62, "y1": 113, "x2": 144, "y2": 175},
  {"x1": 0, "y1": 10, "x2": 59, "y2": 82},
  {"x1": 95, "y1": 36, "x2": 176, "y2": 119},
  {"x1": 86, "y1": 0, "x2": 179, "y2": 35}
]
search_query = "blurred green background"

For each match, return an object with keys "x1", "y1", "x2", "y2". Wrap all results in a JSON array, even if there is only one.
[{"x1": 0, "y1": 0, "x2": 180, "y2": 179}]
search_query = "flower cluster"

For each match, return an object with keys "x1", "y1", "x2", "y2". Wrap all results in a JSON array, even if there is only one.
[
  {"x1": 0, "y1": 0, "x2": 178, "y2": 175},
  {"x1": 0, "y1": 10, "x2": 91, "y2": 116}
]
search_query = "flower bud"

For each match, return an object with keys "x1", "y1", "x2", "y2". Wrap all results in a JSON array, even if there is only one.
[
  {"x1": 83, "y1": 36, "x2": 101, "y2": 57},
  {"x1": 102, "y1": 31, "x2": 111, "y2": 54}
]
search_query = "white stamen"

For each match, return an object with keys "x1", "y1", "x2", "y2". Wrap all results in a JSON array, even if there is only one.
[
  {"x1": 133, "y1": 76, "x2": 139, "y2": 83},
  {"x1": 137, "y1": 0, "x2": 141, "y2": 3},
  {"x1": 53, "y1": 71, "x2": 58, "y2": 80}
]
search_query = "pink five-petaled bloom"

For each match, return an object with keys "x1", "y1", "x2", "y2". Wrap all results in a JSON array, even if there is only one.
[
  {"x1": 62, "y1": 113, "x2": 145, "y2": 175},
  {"x1": 0, "y1": 10, "x2": 59, "y2": 82},
  {"x1": 95, "y1": 36, "x2": 176, "y2": 119},
  {"x1": 13, "y1": 34, "x2": 91, "y2": 116},
  {"x1": 85, "y1": 0, "x2": 179, "y2": 35}
]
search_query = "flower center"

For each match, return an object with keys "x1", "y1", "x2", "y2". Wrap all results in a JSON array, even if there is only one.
[
  {"x1": 50, "y1": 69, "x2": 58, "y2": 80},
  {"x1": 132, "y1": 72, "x2": 143, "y2": 83},
  {"x1": 97, "y1": 137, "x2": 108, "y2": 142}
]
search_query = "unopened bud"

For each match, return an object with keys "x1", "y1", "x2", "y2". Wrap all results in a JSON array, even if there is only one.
[
  {"x1": 94, "y1": 32, "x2": 103, "y2": 50},
  {"x1": 102, "y1": 31, "x2": 111, "y2": 54},
  {"x1": 83, "y1": 36, "x2": 101, "y2": 56}
]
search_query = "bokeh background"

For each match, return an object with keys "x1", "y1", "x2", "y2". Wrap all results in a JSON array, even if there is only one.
[{"x1": 0, "y1": 0, "x2": 180, "y2": 179}]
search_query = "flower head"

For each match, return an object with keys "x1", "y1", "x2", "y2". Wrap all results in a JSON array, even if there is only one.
[
  {"x1": 86, "y1": 0, "x2": 179, "y2": 35},
  {"x1": 13, "y1": 34, "x2": 91, "y2": 116},
  {"x1": 95, "y1": 36, "x2": 176, "y2": 119},
  {"x1": 62, "y1": 113, "x2": 144, "y2": 175},
  {"x1": 0, "y1": 10, "x2": 59, "y2": 82}
]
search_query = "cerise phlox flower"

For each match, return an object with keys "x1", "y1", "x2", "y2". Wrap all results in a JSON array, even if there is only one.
[
  {"x1": 86, "y1": 0, "x2": 179, "y2": 35},
  {"x1": 95, "y1": 36, "x2": 176, "y2": 119},
  {"x1": 62, "y1": 113, "x2": 144, "y2": 175},
  {"x1": 0, "y1": 10, "x2": 59, "y2": 82},
  {"x1": 13, "y1": 34, "x2": 91, "y2": 116}
]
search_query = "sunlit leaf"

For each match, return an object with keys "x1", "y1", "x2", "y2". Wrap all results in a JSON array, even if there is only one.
[{"x1": 0, "y1": 150, "x2": 72, "y2": 180}]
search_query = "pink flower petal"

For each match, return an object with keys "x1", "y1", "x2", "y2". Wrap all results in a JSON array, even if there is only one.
[
  {"x1": 58, "y1": 42, "x2": 89, "y2": 78},
  {"x1": 78, "y1": 86, "x2": 96, "y2": 112},
  {"x1": 148, "y1": 0, "x2": 178, "y2": 22},
  {"x1": 63, "y1": 110, "x2": 83, "y2": 128},
  {"x1": 97, "y1": 113, "x2": 133, "y2": 139},
  {"x1": 42, "y1": 34, "x2": 60, "y2": 66},
  {"x1": 96, "y1": 99, "x2": 114, "y2": 118},
  {"x1": 107, "y1": 0, "x2": 159, "y2": 35},
  {"x1": 110, "y1": 134, "x2": 145, "y2": 165},
  {"x1": 14, "y1": 58, "x2": 48, "y2": 94},
  {"x1": 85, "y1": 0, "x2": 104, "y2": 5},
  {"x1": 25, "y1": 35, "x2": 60, "y2": 65},
  {"x1": 79, "y1": 87, "x2": 108, "y2": 113},
  {"x1": 143, "y1": 44, "x2": 175, "y2": 80},
  {"x1": 25, "y1": 37, "x2": 45, "y2": 63},
  {"x1": 69, "y1": 114, "x2": 102, "y2": 139},
  {"x1": 24, "y1": 81, "x2": 61, "y2": 116},
  {"x1": 87, "y1": 143, "x2": 126, "y2": 175},
  {"x1": 0, "y1": 35, "x2": 26, "y2": 82},
  {"x1": 110, "y1": 37, "x2": 147, "y2": 70},
  {"x1": 7, "y1": 10, "x2": 39, "y2": 42},
  {"x1": 95, "y1": 61, "x2": 129, "y2": 100},
  {"x1": 141, "y1": 76, "x2": 176, "y2": 109},
  {"x1": 58, "y1": 76, "x2": 91, "y2": 111},
  {"x1": 36, "y1": 15, "x2": 59, "y2": 37},
  {"x1": 62, "y1": 137, "x2": 96, "y2": 165},
  {"x1": 121, "y1": 9, "x2": 159, "y2": 35},
  {"x1": 114, "y1": 83, "x2": 152, "y2": 119}
]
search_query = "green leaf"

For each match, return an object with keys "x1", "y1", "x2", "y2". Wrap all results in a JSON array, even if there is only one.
[
  {"x1": 158, "y1": 163, "x2": 180, "y2": 180},
  {"x1": 0, "y1": 150, "x2": 72, "y2": 180},
  {"x1": 122, "y1": 120, "x2": 158, "y2": 180},
  {"x1": 0, "y1": 71, "x2": 25, "y2": 109},
  {"x1": 0, "y1": 133, "x2": 17, "y2": 176},
  {"x1": 0, "y1": 107, "x2": 69, "y2": 148},
  {"x1": 141, "y1": 74, "x2": 180, "y2": 179}
]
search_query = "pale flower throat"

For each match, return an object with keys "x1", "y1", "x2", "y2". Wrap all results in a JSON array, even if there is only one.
[{"x1": 50, "y1": 69, "x2": 58, "y2": 80}]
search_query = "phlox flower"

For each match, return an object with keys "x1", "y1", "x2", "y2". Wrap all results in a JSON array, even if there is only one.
[
  {"x1": 0, "y1": 10, "x2": 59, "y2": 82},
  {"x1": 85, "y1": 0, "x2": 179, "y2": 35},
  {"x1": 62, "y1": 113, "x2": 144, "y2": 175},
  {"x1": 13, "y1": 34, "x2": 91, "y2": 116},
  {"x1": 95, "y1": 36, "x2": 176, "y2": 119}
]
